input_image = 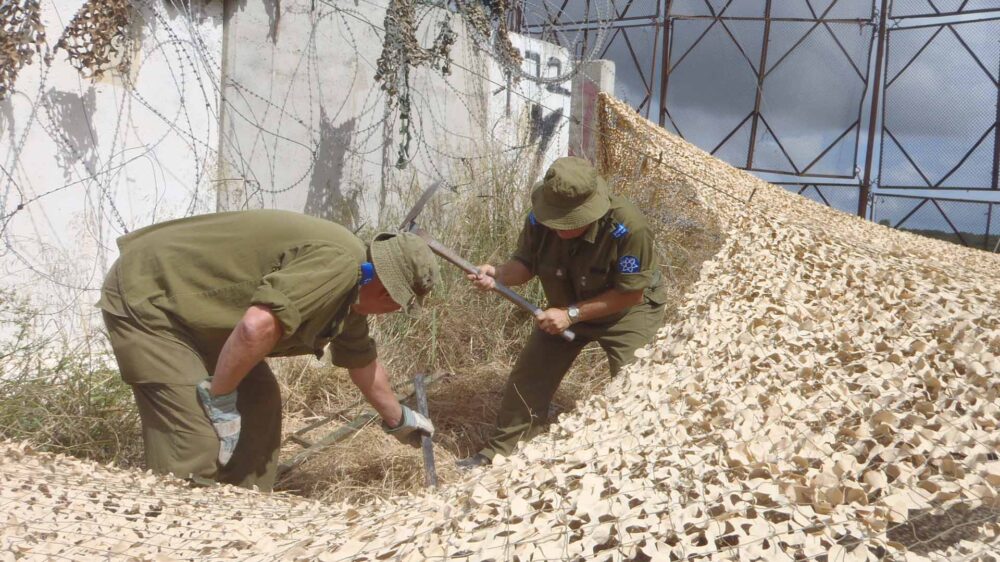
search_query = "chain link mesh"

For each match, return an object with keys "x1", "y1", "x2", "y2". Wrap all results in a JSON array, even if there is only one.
[
  {"x1": 891, "y1": 0, "x2": 1000, "y2": 17},
  {"x1": 872, "y1": 194, "x2": 1000, "y2": 250},
  {"x1": 779, "y1": 183, "x2": 862, "y2": 215},
  {"x1": 880, "y1": 18, "x2": 999, "y2": 191}
]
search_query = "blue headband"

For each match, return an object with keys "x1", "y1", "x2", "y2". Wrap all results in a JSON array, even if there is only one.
[{"x1": 359, "y1": 262, "x2": 375, "y2": 286}]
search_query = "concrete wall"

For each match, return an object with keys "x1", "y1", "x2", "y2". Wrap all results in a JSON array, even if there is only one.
[
  {"x1": 0, "y1": 0, "x2": 223, "y2": 336},
  {"x1": 218, "y1": 0, "x2": 571, "y2": 225}
]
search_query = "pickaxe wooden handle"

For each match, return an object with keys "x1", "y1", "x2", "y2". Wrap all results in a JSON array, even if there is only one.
[{"x1": 410, "y1": 226, "x2": 576, "y2": 342}]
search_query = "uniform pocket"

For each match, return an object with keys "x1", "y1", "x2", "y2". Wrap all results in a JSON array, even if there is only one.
[
  {"x1": 644, "y1": 287, "x2": 668, "y2": 306},
  {"x1": 579, "y1": 265, "x2": 611, "y2": 300},
  {"x1": 537, "y1": 264, "x2": 573, "y2": 307}
]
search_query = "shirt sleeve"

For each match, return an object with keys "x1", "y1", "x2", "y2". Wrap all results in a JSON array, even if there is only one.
[
  {"x1": 250, "y1": 244, "x2": 357, "y2": 341},
  {"x1": 510, "y1": 215, "x2": 537, "y2": 273},
  {"x1": 612, "y1": 226, "x2": 656, "y2": 293},
  {"x1": 329, "y1": 312, "x2": 378, "y2": 369}
]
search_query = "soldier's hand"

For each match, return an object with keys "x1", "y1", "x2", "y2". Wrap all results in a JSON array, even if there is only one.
[
  {"x1": 466, "y1": 264, "x2": 497, "y2": 291},
  {"x1": 196, "y1": 379, "x2": 241, "y2": 466},
  {"x1": 383, "y1": 404, "x2": 435, "y2": 448},
  {"x1": 536, "y1": 307, "x2": 572, "y2": 335}
]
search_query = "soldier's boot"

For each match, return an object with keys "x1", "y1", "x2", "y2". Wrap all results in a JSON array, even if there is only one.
[{"x1": 456, "y1": 453, "x2": 491, "y2": 470}]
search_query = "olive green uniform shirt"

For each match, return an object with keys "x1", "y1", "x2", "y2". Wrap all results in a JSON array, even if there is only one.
[
  {"x1": 512, "y1": 194, "x2": 668, "y2": 313},
  {"x1": 98, "y1": 210, "x2": 376, "y2": 384}
]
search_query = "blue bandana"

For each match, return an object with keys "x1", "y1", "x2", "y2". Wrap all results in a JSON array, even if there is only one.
[{"x1": 359, "y1": 262, "x2": 375, "y2": 286}]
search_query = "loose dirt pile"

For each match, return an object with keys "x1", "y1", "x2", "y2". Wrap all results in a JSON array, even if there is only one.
[{"x1": 2, "y1": 95, "x2": 998, "y2": 561}]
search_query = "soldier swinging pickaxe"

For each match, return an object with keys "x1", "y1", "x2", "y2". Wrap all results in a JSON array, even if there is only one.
[{"x1": 399, "y1": 181, "x2": 576, "y2": 342}]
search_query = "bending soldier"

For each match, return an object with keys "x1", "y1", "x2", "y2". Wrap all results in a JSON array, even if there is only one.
[{"x1": 98, "y1": 210, "x2": 439, "y2": 490}]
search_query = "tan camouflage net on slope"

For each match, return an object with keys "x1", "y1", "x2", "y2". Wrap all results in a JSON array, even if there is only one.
[{"x1": 2, "y1": 94, "x2": 999, "y2": 561}]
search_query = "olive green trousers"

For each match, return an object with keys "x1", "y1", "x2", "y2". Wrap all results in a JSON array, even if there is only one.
[
  {"x1": 481, "y1": 300, "x2": 664, "y2": 459},
  {"x1": 103, "y1": 310, "x2": 282, "y2": 491}
]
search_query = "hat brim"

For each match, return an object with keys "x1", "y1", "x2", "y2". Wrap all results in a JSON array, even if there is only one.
[
  {"x1": 370, "y1": 234, "x2": 420, "y2": 313},
  {"x1": 531, "y1": 175, "x2": 611, "y2": 230}
]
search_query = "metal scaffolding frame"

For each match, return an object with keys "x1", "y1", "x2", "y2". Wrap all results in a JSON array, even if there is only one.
[
  {"x1": 878, "y1": 15, "x2": 1000, "y2": 192},
  {"x1": 514, "y1": 0, "x2": 1000, "y2": 249}
]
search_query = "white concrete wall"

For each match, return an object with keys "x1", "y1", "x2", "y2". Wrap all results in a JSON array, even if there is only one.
[
  {"x1": 0, "y1": 0, "x2": 223, "y2": 334},
  {"x1": 489, "y1": 34, "x2": 573, "y2": 184},
  {"x1": 218, "y1": 0, "x2": 571, "y2": 225}
]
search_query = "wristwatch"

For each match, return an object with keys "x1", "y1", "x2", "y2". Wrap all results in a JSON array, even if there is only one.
[{"x1": 566, "y1": 305, "x2": 580, "y2": 324}]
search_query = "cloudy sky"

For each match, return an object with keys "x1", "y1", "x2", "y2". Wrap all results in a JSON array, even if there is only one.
[{"x1": 524, "y1": 0, "x2": 998, "y2": 234}]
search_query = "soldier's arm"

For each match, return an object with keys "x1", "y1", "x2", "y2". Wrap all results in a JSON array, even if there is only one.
[
  {"x1": 470, "y1": 212, "x2": 538, "y2": 290},
  {"x1": 495, "y1": 259, "x2": 534, "y2": 286},
  {"x1": 210, "y1": 305, "x2": 284, "y2": 396},
  {"x1": 573, "y1": 288, "x2": 644, "y2": 322},
  {"x1": 468, "y1": 259, "x2": 534, "y2": 290},
  {"x1": 348, "y1": 359, "x2": 403, "y2": 427},
  {"x1": 536, "y1": 288, "x2": 642, "y2": 334}
]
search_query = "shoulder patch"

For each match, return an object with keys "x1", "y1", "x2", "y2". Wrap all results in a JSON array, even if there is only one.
[
  {"x1": 528, "y1": 212, "x2": 538, "y2": 226},
  {"x1": 618, "y1": 255, "x2": 641, "y2": 274},
  {"x1": 611, "y1": 222, "x2": 629, "y2": 239}
]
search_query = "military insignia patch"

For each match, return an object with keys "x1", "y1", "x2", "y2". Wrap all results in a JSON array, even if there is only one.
[
  {"x1": 611, "y1": 223, "x2": 629, "y2": 239},
  {"x1": 528, "y1": 212, "x2": 538, "y2": 226},
  {"x1": 618, "y1": 255, "x2": 641, "y2": 274}
]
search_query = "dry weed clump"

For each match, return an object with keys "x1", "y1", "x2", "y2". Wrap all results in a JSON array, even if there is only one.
[{"x1": 0, "y1": 290, "x2": 142, "y2": 468}]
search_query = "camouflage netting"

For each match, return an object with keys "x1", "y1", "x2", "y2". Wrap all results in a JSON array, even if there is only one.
[
  {"x1": 0, "y1": 0, "x2": 46, "y2": 99},
  {"x1": 53, "y1": 0, "x2": 134, "y2": 81},
  {"x1": 2, "y1": 95, "x2": 999, "y2": 561}
]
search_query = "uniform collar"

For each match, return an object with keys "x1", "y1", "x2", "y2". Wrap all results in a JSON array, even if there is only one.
[
  {"x1": 581, "y1": 204, "x2": 617, "y2": 244},
  {"x1": 581, "y1": 220, "x2": 600, "y2": 244}
]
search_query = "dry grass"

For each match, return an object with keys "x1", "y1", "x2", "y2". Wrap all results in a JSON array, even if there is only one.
[
  {"x1": 0, "y1": 290, "x2": 143, "y2": 468},
  {"x1": 272, "y1": 155, "x2": 724, "y2": 504}
]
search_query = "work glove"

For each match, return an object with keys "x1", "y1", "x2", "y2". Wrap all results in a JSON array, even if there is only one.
[
  {"x1": 196, "y1": 379, "x2": 241, "y2": 466},
  {"x1": 382, "y1": 404, "x2": 434, "y2": 448}
]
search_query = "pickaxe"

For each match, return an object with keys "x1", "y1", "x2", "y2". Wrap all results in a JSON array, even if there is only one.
[{"x1": 399, "y1": 181, "x2": 576, "y2": 342}]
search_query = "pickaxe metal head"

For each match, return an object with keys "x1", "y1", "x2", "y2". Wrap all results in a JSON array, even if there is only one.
[{"x1": 399, "y1": 181, "x2": 444, "y2": 232}]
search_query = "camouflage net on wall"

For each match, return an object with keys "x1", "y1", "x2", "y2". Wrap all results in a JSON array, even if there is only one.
[
  {"x1": 375, "y1": 0, "x2": 457, "y2": 168},
  {"x1": 53, "y1": 0, "x2": 134, "y2": 81},
  {"x1": 375, "y1": 0, "x2": 521, "y2": 168},
  {"x1": 0, "y1": 0, "x2": 46, "y2": 99},
  {"x1": 454, "y1": 0, "x2": 521, "y2": 76}
]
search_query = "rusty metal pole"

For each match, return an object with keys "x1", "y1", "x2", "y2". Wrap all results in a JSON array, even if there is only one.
[
  {"x1": 859, "y1": 0, "x2": 890, "y2": 218},
  {"x1": 414, "y1": 373, "x2": 438, "y2": 488},
  {"x1": 992, "y1": 55, "x2": 999, "y2": 191},
  {"x1": 984, "y1": 202, "x2": 994, "y2": 251},
  {"x1": 658, "y1": 0, "x2": 673, "y2": 127},
  {"x1": 746, "y1": 0, "x2": 773, "y2": 170}
]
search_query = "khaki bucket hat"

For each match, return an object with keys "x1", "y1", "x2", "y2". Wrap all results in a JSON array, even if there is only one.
[
  {"x1": 369, "y1": 232, "x2": 440, "y2": 312},
  {"x1": 531, "y1": 157, "x2": 611, "y2": 230}
]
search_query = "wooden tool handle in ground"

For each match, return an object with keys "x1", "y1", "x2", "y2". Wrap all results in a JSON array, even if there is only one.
[
  {"x1": 413, "y1": 373, "x2": 438, "y2": 488},
  {"x1": 410, "y1": 226, "x2": 576, "y2": 342}
]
